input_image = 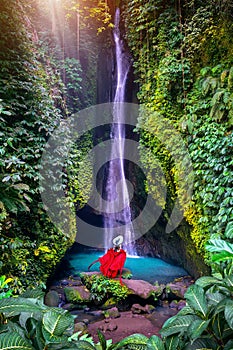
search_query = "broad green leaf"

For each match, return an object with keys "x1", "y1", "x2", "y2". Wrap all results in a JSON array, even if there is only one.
[
  {"x1": 3, "y1": 320, "x2": 25, "y2": 340},
  {"x1": 225, "y1": 300, "x2": 233, "y2": 329},
  {"x1": 160, "y1": 315, "x2": 197, "y2": 337},
  {"x1": 147, "y1": 335, "x2": 164, "y2": 350},
  {"x1": 21, "y1": 289, "x2": 45, "y2": 300},
  {"x1": 0, "y1": 298, "x2": 43, "y2": 317},
  {"x1": 224, "y1": 339, "x2": 233, "y2": 350},
  {"x1": 196, "y1": 276, "x2": 223, "y2": 289},
  {"x1": 187, "y1": 319, "x2": 210, "y2": 340},
  {"x1": 206, "y1": 292, "x2": 225, "y2": 306},
  {"x1": 222, "y1": 323, "x2": 233, "y2": 341},
  {"x1": 177, "y1": 306, "x2": 194, "y2": 316},
  {"x1": 19, "y1": 312, "x2": 42, "y2": 329},
  {"x1": 211, "y1": 313, "x2": 224, "y2": 340},
  {"x1": 184, "y1": 285, "x2": 208, "y2": 318},
  {"x1": 97, "y1": 330, "x2": 106, "y2": 350},
  {"x1": 224, "y1": 275, "x2": 233, "y2": 289},
  {"x1": 109, "y1": 334, "x2": 148, "y2": 349},
  {"x1": 42, "y1": 310, "x2": 74, "y2": 337},
  {"x1": 206, "y1": 239, "x2": 233, "y2": 263},
  {"x1": 69, "y1": 340, "x2": 96, "y2": 349},
  {"x1": 0, "y1": 332, "x2": 34, "y2": 350},
  {"x1": 185, "y1": 337, "x2": 218, "y2": 349},
  {"x1": 225, "y1": 222, "x2": 233, "y2": 239},
  {"x1": 212, "y1": 251, "x2": 233, "y2": 262},
  {"x1": 213, "y1": 298, "x2": 229, "y2": 316},
  {"x1": 41, "y1": 327, "x2": 68, "y2": 344},
  {"x1": 164, "y1": 335, "x2": 180, "y2": 350},
  {"x1": 161, "y1": 314, "x2": 178, "y2": 328},
  {"x1": 47, "y1": 341, "x2": 95, "y2": 349},
  {"x1": 32, "y1": 322, "x2": 45, "y2": 350}
]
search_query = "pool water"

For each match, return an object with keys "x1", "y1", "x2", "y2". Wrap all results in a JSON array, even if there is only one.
[{"x1": 67, "y1": 251, "x2": 188, "y2": 284}]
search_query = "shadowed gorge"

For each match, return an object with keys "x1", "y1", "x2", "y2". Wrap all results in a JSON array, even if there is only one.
[{"x1": 0, "y1": 0, "x2": 233, "y2": 348}]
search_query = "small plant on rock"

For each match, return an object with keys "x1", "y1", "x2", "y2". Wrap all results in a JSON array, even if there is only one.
[{"x1": 81, "y1": 274, "x2": 129, "y2": 303}]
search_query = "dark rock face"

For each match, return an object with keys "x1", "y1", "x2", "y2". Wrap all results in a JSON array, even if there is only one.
[{"x1": 135, "y1": 218, "x2": 210, "y2": 279}]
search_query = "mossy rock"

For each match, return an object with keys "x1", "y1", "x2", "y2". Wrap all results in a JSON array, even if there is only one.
[
  {"x1": 44, "y1": 290, "x2": 60, "y2": 307},
  {"x1": 64, "y1": 286, "x2": 91, "y2": 304}
]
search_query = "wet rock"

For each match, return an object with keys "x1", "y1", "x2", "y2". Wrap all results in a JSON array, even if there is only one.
[
  {"x1": 70, "y1": 306, "x2": 88, "y2": 316},
  {"x1": 147, "y1": 306, "x2": 178, "y2": 327},
  {"x1": 74, "y1": 322, "x2": 88, "y2": 334},
  {"x1": 44, "y1": 290, "x2": 60, "y2": 307},
  {"x1": 64, "y1": 285, "x2": 91, "y2": 303},
  {"x1": 166, "y1": 278, "x2": 192, "y2": 299},
  {"x1": 122, "y1": 279, "x2": 164, "y2": 299},
  {"x1": 169, "y1": 301, "x2": 178, "y2": 309},
  {"x1": 104, "y1": 307, "x2": 120, "y2": 319},
  {"x1": 83, "y1": 318, "x2": 89, "y2": 325},
  {"x1": 100, "y1": 322, "x2": 118, "y2": 332},
  {"x1": 84, "y1": 310, "x2": 105, "y2": 323},
  {"x1": 177, "y1": 300, "x2": 186, "y2": 310},
  {"x1": 62, "y1": 303, "x2": 79, "y2": 311},
  {"x1": 61, "y1": 280, "x2": 69, "y2": 286},
  {"x1": 131, "y1": 304, "x2": 154, "y2": 314},
  {"x1": 68, "y1": 279, "x2": 82, "y2": 287}
]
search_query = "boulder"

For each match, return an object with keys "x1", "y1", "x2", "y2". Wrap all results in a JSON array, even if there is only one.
[
  {"x1": 104, "y1": 307, "x2": 120, "y2": 319},
  {"x1": 44, "y1": 290, "x2": 60, "y2": 307},
  {"x1": 84, "y1": 310, "x2": 105, "y2": 323},
  {"x1": 177, "y1": 300, "x2": 186, "y2": 310},
  {"x1": 74, "y1": 322, "x2": 88, "y2": 335},
  {"x1": 169, "y1": 300, "x2": 178, "y2": 309},
  {"x1": 122, "y1": 279, "x2": 164, "y2": 299},
  {"x1": 64, "y1": 285, "x2": 91, "y2": 304},
  {"x1": 62, "y1": 303, "x2": 79, "y2": 311},
  {"x1": 131, "y1": 304, "x2": 154, "y2": 314},
  {"x1": 166, "y1": 282, "x2": 188, "y2": 299},
  {"x1": 100, "y1": 321, "x2": 118, "y2": 332}
]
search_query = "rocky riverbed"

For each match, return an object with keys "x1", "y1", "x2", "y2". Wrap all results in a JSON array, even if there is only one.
[{"x1": 45, "y1": 272, "x2": 194, "y2": 343}]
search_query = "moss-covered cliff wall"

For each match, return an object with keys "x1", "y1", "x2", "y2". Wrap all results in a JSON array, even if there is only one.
[{"x1": 121, "y1": 0, "x2": 233, "y2": 276}]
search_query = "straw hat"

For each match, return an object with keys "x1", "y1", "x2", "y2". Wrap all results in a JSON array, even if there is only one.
[{"x1": 112, "y1": 235, "x2": 123, "y2": 246}]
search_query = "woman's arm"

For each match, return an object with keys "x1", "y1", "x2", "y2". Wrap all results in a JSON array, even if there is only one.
[{"x1": 88, "y1": 259, "x2": 99, "y2": 271}]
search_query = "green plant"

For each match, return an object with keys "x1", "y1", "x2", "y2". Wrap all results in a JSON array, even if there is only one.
[
  {"x1": 159, "y1": 242, "x2": 233, "y2": 350},
  {"x1": 0, "y1": 294, "x2": 120, "y2": 350},
  {"x1": 81, "y1": 274, "x2": 129, "y2": 303},
  {"x1": 206, "y1": 221, "x2": 233, "y2": 267},
  {"x1": 0, "y1": 292, "x2": 87, "y2": 349},
  {"x1": 0, "y1": 276, "x2": 13, "y2": 300},
  {"x1": 122, "y1": 273, "x2": 133, "y2": 280}
]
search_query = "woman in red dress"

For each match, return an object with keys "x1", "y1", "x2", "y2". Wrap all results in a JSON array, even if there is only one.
[{"x1": 88, "y1": 235, "x2": 126, "y2": 279}]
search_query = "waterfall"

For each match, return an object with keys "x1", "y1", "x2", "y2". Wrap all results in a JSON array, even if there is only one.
[{"x1": 103, "y1": 8, "x2": 136, "y2": 256}]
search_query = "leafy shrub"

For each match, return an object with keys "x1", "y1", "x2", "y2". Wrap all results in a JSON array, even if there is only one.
[
  {"x1": 158, "y1": 237, "x2": 233, "y2": 349},
  {"x1": 81, "y1": 274, "x2": 129, "y2": 303},
  {"x1": 0, "y1": 276, "x2": 13, "y2": 300}
]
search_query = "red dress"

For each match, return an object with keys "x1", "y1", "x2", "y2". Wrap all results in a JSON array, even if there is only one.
[{"x1": 98, "y1": 248, "x2": 126, "y2": 278}]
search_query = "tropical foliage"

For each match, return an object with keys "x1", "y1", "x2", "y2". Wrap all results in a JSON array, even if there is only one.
[
  {"x1": 123, "y1": 0, "x2": 233, "y2": 262},
  {"x1": 0, "y1": 0, "x2": 233, "y2": 346},
  {"x1": 0, "y1": 0, "x2": 111, "y2": 292}
]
